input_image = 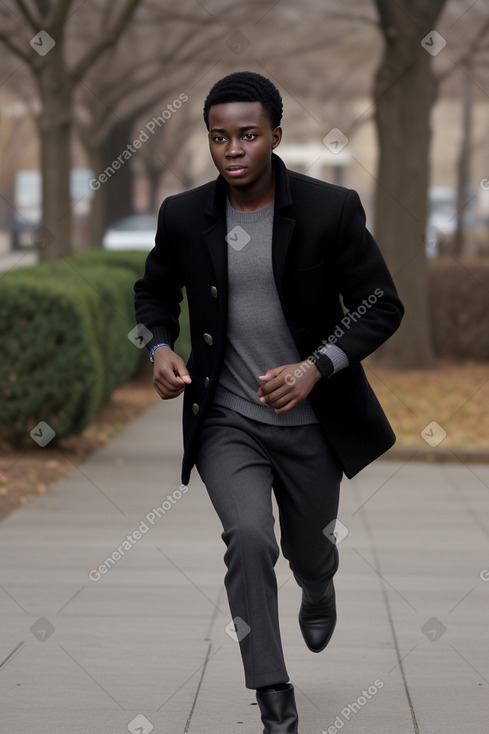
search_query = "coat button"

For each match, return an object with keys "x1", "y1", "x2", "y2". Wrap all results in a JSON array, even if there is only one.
[
  {"x1": 204, "y1": 376, "x2": 210, "y2": 388},
  {"x1": 203, "y1": 332, "x2": 213, "y2": 346},
  {"x1": 192, "y1": 403, "x2": 199, "y2": 414},
  {"x1": 210, "y1": 286, "x2": 218, "y2": 298}
]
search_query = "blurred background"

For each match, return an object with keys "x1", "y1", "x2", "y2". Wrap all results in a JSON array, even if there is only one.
[{"x1": 1, "y1": 0, "x2": 489, "y2": 512}]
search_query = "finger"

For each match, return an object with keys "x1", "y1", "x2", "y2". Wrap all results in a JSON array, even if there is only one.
[
  {"x1": 170, "y1": 358, "x2": 192, "y2": 383},
  {"x1": 258, "y1": 375, "x2": 284, "y2": 396},
  {"x1": 154, "y1": 371, "x2": 187, "y2": 397},
  {"x1": 260, "y1": 372, "x2": 293, "y2": 397},
  {"x1": 259, "y1": 384, "x2": 293, "y2": 405},
  {"x1": 154, "y1": 350, "x2": 192, "y2": 385},
  {"x1": 273, "y1": 398, "x2": 299, "y2": 414},
  {"x1": 258, "y1": 366, "x2": 282, "y2": 382},
  {"x1": 173, "y1": 366, "x2": 192, "y2": 384},
  {"x1": 154, "y1": 381, "x2": 185, "y2": 399}
]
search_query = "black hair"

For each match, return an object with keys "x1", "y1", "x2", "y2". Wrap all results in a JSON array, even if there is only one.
[{"x1": 203, "y1": 71, "x2": 283, "y2": 130}]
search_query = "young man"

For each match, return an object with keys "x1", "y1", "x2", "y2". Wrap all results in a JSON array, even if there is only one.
[{"x1": 134, "y1": 71, "x2": 403, "y2": 733}]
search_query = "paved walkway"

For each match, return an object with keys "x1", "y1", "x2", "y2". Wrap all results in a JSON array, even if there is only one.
[{"x1": 1, "y1": 396, "x2": 488, "y2": 733}]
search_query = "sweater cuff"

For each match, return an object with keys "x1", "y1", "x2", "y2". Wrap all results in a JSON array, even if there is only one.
[
  {"x1": 141, "y1": 325, "x2": 174, "y2": 353},
  {"x1": 315, "y1": 344, "x2": 349, "y2": 379}
]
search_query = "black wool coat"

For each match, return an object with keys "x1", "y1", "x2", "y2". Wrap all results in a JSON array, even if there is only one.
[{"x1": 134, "y1": 153, "x2": 404, "y2": 485}]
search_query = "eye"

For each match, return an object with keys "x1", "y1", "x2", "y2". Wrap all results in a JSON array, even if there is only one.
[
  {"x1": 212, "y1": 135, "x2": 226, "y2": 143},
  {"x1": 243, "y1": 133, "x2": 257, "y2": 140}
]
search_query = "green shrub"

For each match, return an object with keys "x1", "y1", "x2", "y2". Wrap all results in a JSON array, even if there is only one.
[
  {"x1": 71, "y1": 249, "x2": 148, "y2": 277},
  {"x1": 0, "y1": 252, "x2": 148, "y2": 442},
  {"x1": 74, "y1": 249, "x2": 191, "y2": 358}
]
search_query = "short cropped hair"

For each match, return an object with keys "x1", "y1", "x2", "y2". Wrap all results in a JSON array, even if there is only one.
[{"x1": 203, "y1": 71, "x2": 283, "y2": 130}]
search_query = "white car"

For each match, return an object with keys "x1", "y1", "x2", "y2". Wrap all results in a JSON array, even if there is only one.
[{"x1": 102, "y1": 215, "x2": 156, "y2": 251}]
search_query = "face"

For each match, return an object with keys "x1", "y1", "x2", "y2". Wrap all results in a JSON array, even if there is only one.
[{"x1": 207, "y1": 101, "x2": 282, "y2": 189}]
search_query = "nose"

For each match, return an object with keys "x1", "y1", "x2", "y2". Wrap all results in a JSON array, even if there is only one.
[{"x1": 226, "y1": 137, "x2": 244, "y2": 157}]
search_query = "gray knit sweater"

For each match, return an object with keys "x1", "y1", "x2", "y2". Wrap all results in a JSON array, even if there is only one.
[{"x1": 213, "y1": 199, "x2": 342, "y2": 425}]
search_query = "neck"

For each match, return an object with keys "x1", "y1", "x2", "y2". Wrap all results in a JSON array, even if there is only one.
[{"x1": 227, "y1": 168, "x2": 275, "y2": 212}]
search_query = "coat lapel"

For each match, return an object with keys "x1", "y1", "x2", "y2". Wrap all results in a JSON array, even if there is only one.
[
  {"x1": 201, "y1": 154, "x2": 295, "y2": 315},
  {"x1": 202, "y1": 175, "x2": 229, "y2": 316},
  {"x1": 271, "y1": 153, "x2": 296, "y2": 307}
]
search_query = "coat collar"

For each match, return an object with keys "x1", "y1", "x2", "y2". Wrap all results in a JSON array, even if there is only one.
[
  {"x1": 204, "y1": 153, "x2": 293, "y2": 219},
  {"x1": 202, "y1": 153, "x2": 296, "y2": 324}
]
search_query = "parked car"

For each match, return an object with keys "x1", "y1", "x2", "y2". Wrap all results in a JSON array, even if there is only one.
[
  {"x1": 425, "y1": 186, "x2": 489, "y2": 257},
  {"x1": 102, "y1": 214, "x2": 156, "y2": 251},
  {"x1": 10, "y1": 214, "x2": 40, "y2": 250},
  {"x1": 425, "y1": 187, "x2": 456, "y2": 258}
]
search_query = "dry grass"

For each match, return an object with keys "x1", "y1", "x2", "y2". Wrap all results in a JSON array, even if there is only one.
[{"x1": 366, "y1": 359, "x2": 489, "y2": 446}]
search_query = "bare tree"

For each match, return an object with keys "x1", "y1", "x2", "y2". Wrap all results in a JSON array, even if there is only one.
[
  {"x1": 452, "y1": 58, "x2": 475, "y2": 258},
  {"x1": 75, "y1": 0, "x2": 266, "y2": 245},
  {"x1": 0, "y1": 0, "x2": 143, "y2": 260},
  {"x1": 136, "y1": 101, "x2": 202, "y2": 211},
  {"x1": 443, "y1": 18, "x2": 489, "y2": 257},
  {"x1": 371, "y1": 0, "x2": 448, "y2": 368},
  {"x1": 77, "y1": 46, "x2": 217, "y2": 244},
  {"x1": 372, "y1": 0, "x2": 489, "y2": 366}
]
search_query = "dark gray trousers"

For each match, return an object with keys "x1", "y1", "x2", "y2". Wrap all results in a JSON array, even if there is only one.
[{"x1": 194, "y1": 404, "x2": 343, "y2": 690}]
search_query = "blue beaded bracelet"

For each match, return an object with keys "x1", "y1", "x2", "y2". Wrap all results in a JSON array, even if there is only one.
[{"x1": 149, "y1": 343, "x2": 170, "y2": 362}]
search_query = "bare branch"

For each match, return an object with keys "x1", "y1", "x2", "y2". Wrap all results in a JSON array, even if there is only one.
[
  {"x1": 101, "y1": 0, "x2": 117, "y2": 30},
  {"x1": 0, "y1": 28, "x2": 31, "y2": 63},
  {"x1": 437, "y1": 14, "x2": 489, "y2": 81},
  {"x1": 72, "y1": 0, "x2": 142, "y2": 80},
  {"x1": 15, "y1": 0, "x2": 41, "y2": 30},
  {"x1": 46, "y1": 0, "x2": 75, "y2": 30}
]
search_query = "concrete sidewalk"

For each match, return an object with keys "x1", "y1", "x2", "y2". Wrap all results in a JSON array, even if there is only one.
[{"x1": 1, "y1": 397, "x2": 488, "y2": 734}]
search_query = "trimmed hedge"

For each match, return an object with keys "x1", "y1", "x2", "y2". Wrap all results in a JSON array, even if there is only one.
[
  {"x1": 74, "y1": 250, "x2": 191, "y2": 359},
  {"x1": 0, "y1": 251, "x2": 148, "y2": 442}
]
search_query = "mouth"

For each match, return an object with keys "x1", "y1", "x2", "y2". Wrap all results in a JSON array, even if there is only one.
[{"x1": 225, "y1": 165, "x2": 248, "y2": 177}]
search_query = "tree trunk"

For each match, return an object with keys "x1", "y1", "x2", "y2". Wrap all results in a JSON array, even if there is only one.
[
  {"x1": 146, "y1": 165, "x2": 162, "y2": 214},
  {"x1": 86, "y1": 118, "x2": 136, "y2": 247},
  {"x1": 88, "y1": 148, "x2": 107, "y2": 248},
  {"x1": 100, "y1": 118, "x2": 135, "y2": 226},
  {"x1": 36, "y1": 56, "x2": 73, "y2": 262},
  {"x1": 452, "y1": 59, "x2": 473, "y2": 258},
  {"x1": 372, "y1": 2, "x2": 447, "y2": 368}
]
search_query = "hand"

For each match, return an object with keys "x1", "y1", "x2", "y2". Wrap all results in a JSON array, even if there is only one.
[
  {"x1": 153, "y1": 346, "x2": 191, "y2": 399},
  {"x1": 257, "y1": 361, "x2": 322, "y2": 413}
]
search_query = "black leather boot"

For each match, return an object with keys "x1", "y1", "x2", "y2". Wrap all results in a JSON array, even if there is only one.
[
  {"x1": 255, "y1": 682, "x2": 299, "y2": 733},
  {"x1": 298, "y1": 580, "x2": 336, "y2": 652}
]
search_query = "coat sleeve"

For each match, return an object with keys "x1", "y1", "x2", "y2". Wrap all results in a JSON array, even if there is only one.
[
  {"x1": 328, "y1": 189, "x2": 404, "y2": 365},
  {"x1": 133, "y1": 198, "x2": 184, "y2": 353}
]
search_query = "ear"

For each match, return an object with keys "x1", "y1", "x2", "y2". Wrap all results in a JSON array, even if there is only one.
[{"x1": 271, "y1": 126, "x2": 282, "y2": 149}]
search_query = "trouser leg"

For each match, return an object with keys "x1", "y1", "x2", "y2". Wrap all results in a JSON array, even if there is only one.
[
  {"x1": 268, "y1": 422, "x2": 343, "y2": 604},
  {"x1": 195, "y1": 406, "x2": 289, "y2": 690}
]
